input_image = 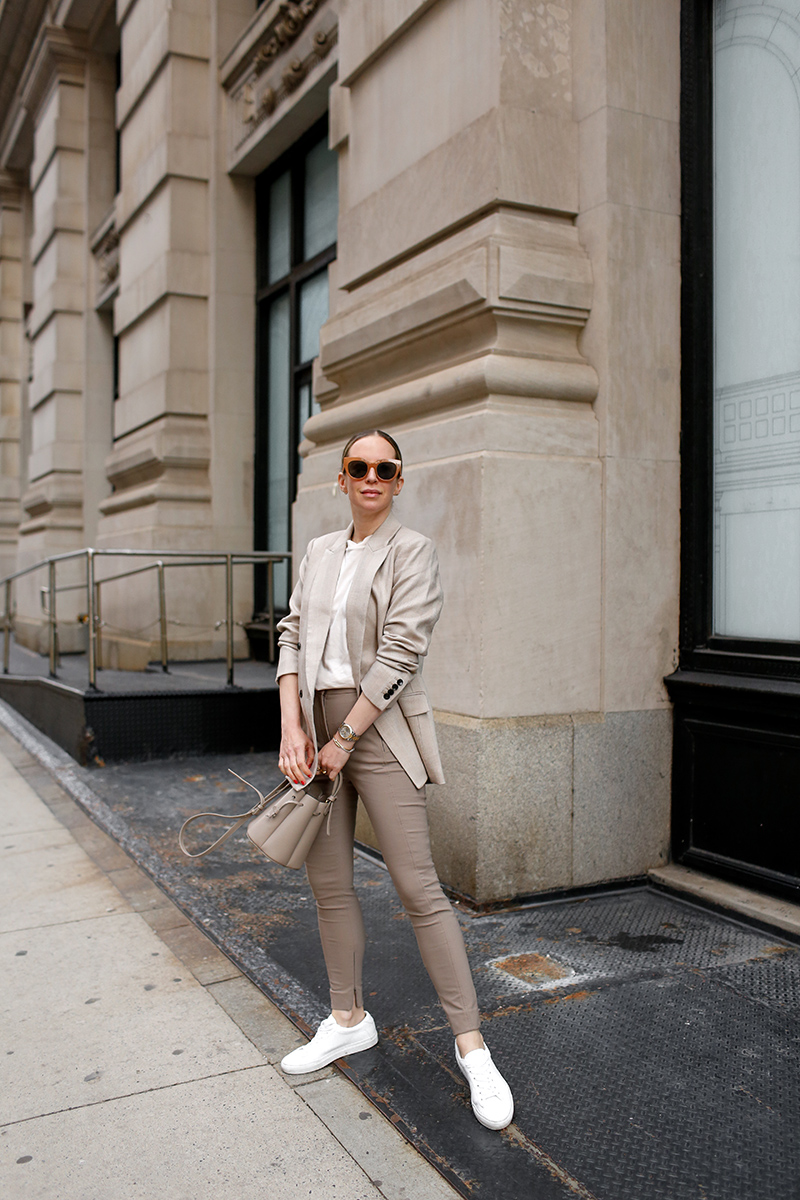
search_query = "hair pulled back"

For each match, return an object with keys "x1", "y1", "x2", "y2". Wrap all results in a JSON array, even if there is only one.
[{"x1": 341, "y1": 429, "x2": 402, "y2": 468}]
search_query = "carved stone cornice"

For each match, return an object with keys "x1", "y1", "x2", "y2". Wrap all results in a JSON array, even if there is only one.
[
  {"x1": 252, "y1": 1, "x2": 323, "y2": 73},
  {"x1": 221, "y1": 0, "x2": 338, "y2": 169},
  {"x1": 90, "y1": 206, "x2": 119, "y2": 310}
]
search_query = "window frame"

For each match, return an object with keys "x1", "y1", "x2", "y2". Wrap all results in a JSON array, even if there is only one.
[{"x1": 253, "y1": 115, "x2": 336, "y2": 613}]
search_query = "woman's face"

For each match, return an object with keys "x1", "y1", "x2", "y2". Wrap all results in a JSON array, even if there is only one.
[{"x1": 339, "y1": 434, "x2": 404, "y2": 522}]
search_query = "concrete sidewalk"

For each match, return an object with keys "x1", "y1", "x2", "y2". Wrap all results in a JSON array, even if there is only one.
[{"x1": 0, "y1": 739, "x2": 461, "y2": 1200}]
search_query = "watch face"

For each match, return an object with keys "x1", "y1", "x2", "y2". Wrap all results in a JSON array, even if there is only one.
[{"x1": 339, "y1": 723, "x2": 357, "y2": 741}]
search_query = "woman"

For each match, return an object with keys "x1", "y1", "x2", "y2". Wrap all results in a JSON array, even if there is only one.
[{"x1": 275, "y1": 429, "x2": 514, "y2": 1131}]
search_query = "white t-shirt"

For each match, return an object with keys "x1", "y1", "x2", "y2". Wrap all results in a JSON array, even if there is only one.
[{"x1": 316, "y1": 538, "x2": 369, "y2": 689}]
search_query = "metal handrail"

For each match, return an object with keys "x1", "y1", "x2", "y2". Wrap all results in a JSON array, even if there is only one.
[{"x1": 1, "y1": 548, "x2": 290, "y2": 690}]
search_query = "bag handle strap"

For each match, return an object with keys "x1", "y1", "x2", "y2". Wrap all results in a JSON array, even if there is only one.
[
  {"x1": 178, "y1": 770, "x2": 342, "y2": 859},
  {"x1": 178, "y1": 770, "x2": 290, "y2": 859}
]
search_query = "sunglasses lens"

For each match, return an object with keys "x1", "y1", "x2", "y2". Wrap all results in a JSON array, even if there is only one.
[
  {"x1": 377, "y1": 462, "x2": 398, "y2": 481},
  {"x1": 347, "y1": 460, "x2": 368, "y2": 479}
]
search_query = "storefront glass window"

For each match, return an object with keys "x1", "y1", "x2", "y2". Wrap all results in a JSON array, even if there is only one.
[{"x1": 713, "y1": 0, "x2": 800, "y2": 638}]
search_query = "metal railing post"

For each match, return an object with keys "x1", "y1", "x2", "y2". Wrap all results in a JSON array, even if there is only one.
[
  {"x1": 157, "y1": 561, "x2": 169, "y2": 672},
  {"x1": 48, "y1": 559, "x2": 57, "y2": 677},
  {"x1": 86, "y1": 550, "x2": 98, "y2": 689},
  {"x1": 3, "y1": 579, "x2": 11, "y2": 673},
  {"x1": 95, "y1": 580, "x2": 103, "y2": 673},
  {"x1": 225, "y1": 553, "x2": 234, "y2": 687}
]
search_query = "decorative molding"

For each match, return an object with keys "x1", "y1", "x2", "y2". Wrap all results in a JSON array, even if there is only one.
[
  {"x1": 94, "y1": 225, "x2": 119, "y2": 304},
  {"x1": 90, "y1": 206, "x2": 119, "y2": 309},
  {"x1": 252, "y1": 1, "x2": 323, "y2": 74},
  {"x1": 101, "y1": 414, "x2": 212, "y2": 516},
  {"x1": 239, "y1": 22, "x2": 336, "y2": 134},
  {"x1": 304, "y1": 212, "x2": 597, "y2": 451},
  {"x1": 19, "y1": 24, "x2": 87, "y2": 123},
  {"x1": 222, "y1": 0, "x2": 337, "y2": 166},
  {"x1": 303, "y1": 353, "x2": 599, "y2": 452}
]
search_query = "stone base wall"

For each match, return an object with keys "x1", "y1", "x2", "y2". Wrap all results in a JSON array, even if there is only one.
[
  {"x1": 432, "y1": 709, "x2": 672, "y2": 903},
  {"x1": 354, "y1": 708, "x2": 672, "y2": 905}
]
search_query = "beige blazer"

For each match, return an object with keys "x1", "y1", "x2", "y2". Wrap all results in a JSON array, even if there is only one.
[{"x1": 276, "y1": 513, "x2": 445, "y2": 788}]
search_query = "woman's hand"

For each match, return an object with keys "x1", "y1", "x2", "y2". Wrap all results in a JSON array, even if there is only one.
[
  {"x1": 317, "y1": 739, "x2": 350, "y2": 781},
  {"x1": 278, "y1": 726, "x2": 315, "y2": 785}
]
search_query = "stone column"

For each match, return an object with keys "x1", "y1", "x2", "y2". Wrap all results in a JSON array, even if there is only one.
[
  {"x1": 15, "y1": 29, "x2": 88, "y2": 652},
  {"x1": 97, "y1": 0, "x2": 230, "y2": 664},
  {"x1": 0, "y1": 176, "x2": 24, "y2": 582},
  {"x1": 297, "y1": 0, "x2": 679, "y2": 902},
  {"x1": 82, "y1": 49, "x2": 117, "y2": 550},
  {"x1": 571, "y1": 0, "x2": 680, "y2": 887},
  {"x1": 300, "y1": 0, "x2": 598, "y2": 900},
  {"x1": 207, "y1": 0, "x2": 258, "y2": 580}
]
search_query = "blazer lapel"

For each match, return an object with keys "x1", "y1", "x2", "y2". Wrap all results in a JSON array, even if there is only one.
[
  {"x1": 345, "y1": 514, "x2": 401, "y2": 683},
  {"x1": 303, "y1": 530, "x2": 348, "y2": 697}
]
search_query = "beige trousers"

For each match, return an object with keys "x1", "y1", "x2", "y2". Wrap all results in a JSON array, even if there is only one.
[{"x1": 306, "y1": 689, "x2": 480, "y2": 1036}]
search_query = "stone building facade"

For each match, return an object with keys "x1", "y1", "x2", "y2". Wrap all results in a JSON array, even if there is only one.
[{"x1": 0, "y1": 0, "x2": 682, "y2": 903}]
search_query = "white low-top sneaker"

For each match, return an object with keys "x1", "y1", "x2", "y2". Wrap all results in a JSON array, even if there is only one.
[
  {"x1": 455, "y1": 1041, "x2": 514, "y2": 1130},
  {"x1": 280, "y1": 1012, "x2": 378, "y2": 1074}
]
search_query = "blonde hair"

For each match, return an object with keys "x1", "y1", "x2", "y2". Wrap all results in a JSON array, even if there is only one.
[{"x1": 341, "y1": 429, "x2": 402, "y2": 468}]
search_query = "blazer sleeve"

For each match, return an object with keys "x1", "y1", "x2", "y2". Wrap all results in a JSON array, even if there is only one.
[
  {"x1": 359, "y1": 536, "x2": 443, "y2": 711},
  {"x1": 275, "y1": 540, "x2": 313, "y2": 679}
]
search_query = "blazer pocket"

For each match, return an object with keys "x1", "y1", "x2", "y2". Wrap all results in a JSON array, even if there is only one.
[{"x1": 398, "y1": 689, "x2": 431, "y2": 717}]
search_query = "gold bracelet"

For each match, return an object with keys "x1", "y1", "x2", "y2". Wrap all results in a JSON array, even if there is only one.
[{"x1": 332, "y1": 736, "x2": 354, "y2": 754}]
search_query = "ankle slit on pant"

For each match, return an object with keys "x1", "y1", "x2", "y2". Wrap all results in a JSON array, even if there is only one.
[{"x1": 305, "y1": 689, "x2": 480, "y2": 1037}]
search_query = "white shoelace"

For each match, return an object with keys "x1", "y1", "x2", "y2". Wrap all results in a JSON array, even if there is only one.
[
  {"x1": 465, "y1": 1052, "x2": 505, "y2": 1100},
  {"x1": 312, "y1": 1014, "x2": 340, "y2": 1039}
]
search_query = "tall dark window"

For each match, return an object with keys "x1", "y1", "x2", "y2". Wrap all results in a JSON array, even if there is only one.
[{"x1": 254, "y1": 118, "x2": 337, "y2": 610}]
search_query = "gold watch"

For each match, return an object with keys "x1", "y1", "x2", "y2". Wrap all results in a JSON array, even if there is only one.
[{"x1": 338, "y1": 722, "x2": 360, "y2": 743}]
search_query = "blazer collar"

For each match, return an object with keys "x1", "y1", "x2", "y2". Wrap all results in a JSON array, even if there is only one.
[
  {"x1": 367, "y1": 512, "x2": 401, "y2": 550},
  {"x1": 326, "y1": 511, "x2": 401, "y2": 553}
]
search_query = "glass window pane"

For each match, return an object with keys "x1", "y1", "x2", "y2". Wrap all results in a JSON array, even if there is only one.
[
  {"x1": 298, "y1": 269, "x2": 329, "y2": 365},
  {"x1": 268, "y1": 170, "x2": 291, "y2": 285},
  {"x1": 296, "y1": 381, "x2": 320, "y2": 470},
  {"x1": 267, "y1": 292, "x2": 291, "y2": 603},
  {"x1": 303, "y1": 137, "x2": 338, "y2": 260},
  {"x1": 713, "y1": 1, "x2": 800, "y2": 639}
]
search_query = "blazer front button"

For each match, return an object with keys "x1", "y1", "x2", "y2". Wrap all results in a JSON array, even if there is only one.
[{"x1": 299, "y1": 689, "x2": 303, "y2": 698}]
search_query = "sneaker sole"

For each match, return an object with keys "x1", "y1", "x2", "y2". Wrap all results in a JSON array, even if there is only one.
[
  {"x1": 471, "y1": 1103, "x2": 515, "y2": 1131},
  {"x1": 280, "y1": 1030, "x2": 379, "y2": 1075}
]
